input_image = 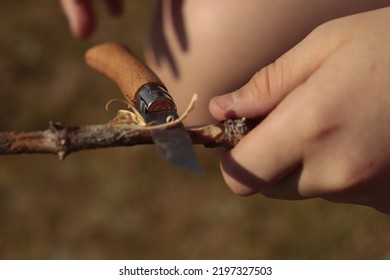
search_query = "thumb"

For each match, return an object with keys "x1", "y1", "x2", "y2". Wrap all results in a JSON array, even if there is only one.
[{"x1": 209, "y1": 25, "x2": 341, "y2": 120}]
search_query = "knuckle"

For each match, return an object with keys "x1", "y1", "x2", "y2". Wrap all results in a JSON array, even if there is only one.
[
  {"x1": 231, "y1": 184, "x2": 258, "y2": 197},
  {"x1": 331, "y1": 156, "x2": 379, "y2": 193},
  {"x1": 230, "y1": 184, "x2": 258, "y2": 196},
  {"x1": 302, "y1": 105, "x2": 338, "y2": 143},
  {"x1": 252, "y1": 59, "x2": 285, "y2": 100},
  {"x1": 326, "y1": 165, "x2": 361, "y2": 192},
  {"x1": 221, "y1": 170, "x2": 259, "y2": 197},
  {"x1": 220, "y1": 153, "x2": 261, "y2": 197},
  {"x1": 313, "y1": 159, "x2": 370, "y2": 196}
]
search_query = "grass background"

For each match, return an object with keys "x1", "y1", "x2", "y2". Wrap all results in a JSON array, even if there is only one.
[{"x1": 0, "y1": 1, "x2": 390, "y2": 259}]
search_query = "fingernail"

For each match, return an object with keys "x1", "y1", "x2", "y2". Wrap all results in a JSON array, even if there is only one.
[{"x1": 215, "y1": 91, "x2": 238, "y2": 110}]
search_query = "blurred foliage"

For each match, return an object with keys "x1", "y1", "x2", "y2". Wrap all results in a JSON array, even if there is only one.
[{"x1": 0, "y1": 1, "x2": 390, "y2": 259}]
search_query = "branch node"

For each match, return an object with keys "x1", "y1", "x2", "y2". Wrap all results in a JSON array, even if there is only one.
[
  {"x1": 49, "y1": 121, "x2": 64, "y2": 132},
  {"x1": 221, "y1": 118, "x2": 252, "y2": 149}
]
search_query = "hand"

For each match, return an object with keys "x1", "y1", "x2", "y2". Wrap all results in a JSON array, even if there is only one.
[
  {"x1": 209, "y1": 7, "x2": 390, "y2": 214},
  {"x1": 60, "y1": 0, "x2": 122, "y2": 39}
]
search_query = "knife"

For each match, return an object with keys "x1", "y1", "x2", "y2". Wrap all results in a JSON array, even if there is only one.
[{"x1": 85, "y1": 42, "x2": 202, "y2": 174}]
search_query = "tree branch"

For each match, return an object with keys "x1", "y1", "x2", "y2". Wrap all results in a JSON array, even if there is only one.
[{"x1": 0, "y1": 119, "x2": 255, "y2": 159}]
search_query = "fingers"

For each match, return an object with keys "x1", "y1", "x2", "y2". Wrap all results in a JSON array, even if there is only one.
[
  {"x1": 219, "y1": 86, "x2": 308, "y2": 196},
  {"x1": 60, "y1": 0, "x2": 96, "y2": 39},
  {"x1": 209, "y1": 22, "x2": 347, "y2": 197},
  {"x1": 209, "y1": 23, "x2": 343, "y2": 120},
  {"x1": 219, "y1": 72, "x2": 337, "y2": 198},
  {"x1": 60, "y1": 0, "x2": 123, "y2": 39},
  {"x1": 217, "y1": 28, "x2": 390, "y2": 201}
]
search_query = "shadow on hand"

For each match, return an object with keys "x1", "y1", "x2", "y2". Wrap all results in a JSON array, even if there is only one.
[
  {"x1": 220, "y1": 151, "x2": 265, "y2": 196},
  {"x1": 221, "y1": 151, "x2": 305, "y2": 200}
]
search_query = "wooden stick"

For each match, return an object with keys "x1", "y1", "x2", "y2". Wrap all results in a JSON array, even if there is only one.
[{"x1": 0, "y1": 119, "x2": 255, "y2": 160}]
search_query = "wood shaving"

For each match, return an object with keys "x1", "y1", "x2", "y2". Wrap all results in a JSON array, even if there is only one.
[{"x1": 106, "y1": 93, "x2": 198, "y2": 130}]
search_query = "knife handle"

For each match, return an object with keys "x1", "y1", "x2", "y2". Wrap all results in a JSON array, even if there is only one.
[{"x1": 85, "y1": 42, "x2": 164, "y2": 106}]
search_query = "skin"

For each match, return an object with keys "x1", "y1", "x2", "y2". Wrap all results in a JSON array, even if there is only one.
[
  {"x1": 145, "y1": 0, "x2": 390, "y2": 125},
  {"x1": 60, "y1": 0, "x2": 390, "y2": 213},
  {"x1": 59, "y1": 0, "x2": 122, "y2": 39},
  {"x1": 209, "y1": 7, "x2": 390, "y2": 214},
  {"x1": 61, "y1": 0, "x2": 389, "y2": 124}
]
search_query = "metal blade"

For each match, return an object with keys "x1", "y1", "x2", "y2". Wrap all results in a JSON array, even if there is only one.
[{"x1": 145, "y1": 111, "x2": 203, "y2": 174}]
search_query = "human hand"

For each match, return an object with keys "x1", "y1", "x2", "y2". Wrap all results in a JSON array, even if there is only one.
[
  {"x1": 209, "y1": 7, "x2": 390, "y2": 214},
  {"x1": 60, "y1": 0, "x2": 122, "y2": 39}
]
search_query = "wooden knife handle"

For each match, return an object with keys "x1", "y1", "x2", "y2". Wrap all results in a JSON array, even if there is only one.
[{"x1": 85, "y1": 42, "x2": 164, "y2": 105}]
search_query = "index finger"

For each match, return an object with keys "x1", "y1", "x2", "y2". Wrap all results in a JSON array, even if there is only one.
[{"x1": 220, "y1": 84, "x2": 308, "y2": 197}]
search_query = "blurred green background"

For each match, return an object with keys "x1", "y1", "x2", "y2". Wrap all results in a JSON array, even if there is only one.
[{"x1": 0, "y1": 1, "x2": 390, "y2": 259}]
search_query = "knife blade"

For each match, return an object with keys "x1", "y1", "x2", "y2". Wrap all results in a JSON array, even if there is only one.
[{"x1": 85, "y1": 42, "x2": 202, "y2": 174}]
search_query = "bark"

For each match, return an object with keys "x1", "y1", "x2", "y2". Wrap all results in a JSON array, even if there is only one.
[{"x1": 0, "y1": 119, "x2": 255, "y2": 159}]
